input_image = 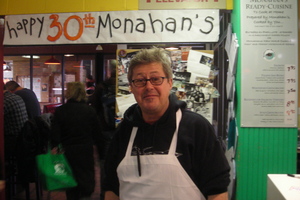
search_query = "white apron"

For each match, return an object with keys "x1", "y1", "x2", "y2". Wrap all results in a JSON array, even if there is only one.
[{"x1": 117, "y1": 109, "x2": 206, "y2": 200}]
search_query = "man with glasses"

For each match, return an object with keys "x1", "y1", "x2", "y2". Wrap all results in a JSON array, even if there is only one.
[{"x1": 103, "y1": 47, "x2": 230, "y2": 200}]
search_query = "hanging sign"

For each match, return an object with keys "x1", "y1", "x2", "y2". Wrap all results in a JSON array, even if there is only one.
[
  {"x1": 139, "y1": 0, "x2": 226, "y2": 10},
  {"x1": 4, "y1": 10, "x2": 219, "y2": 45},
  {"x1": 240, "y1": 0, "x2": 298, "y2": 127}
]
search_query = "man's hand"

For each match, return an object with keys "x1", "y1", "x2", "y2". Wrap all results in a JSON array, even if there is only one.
[
  {"x1": 104, "y1": 191, "x2": 119, "y2": 200},
  {"x1": 208, "y1": 192, "x2": 228, "y2": 200},
  {"x1": 0, "y1": 180, "x2": 5, "y2": 192}
]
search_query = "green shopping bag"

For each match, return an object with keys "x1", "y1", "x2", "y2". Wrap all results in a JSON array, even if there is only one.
[{"x1": 36, "y1": 147, "x2": 77, "y2": 191}]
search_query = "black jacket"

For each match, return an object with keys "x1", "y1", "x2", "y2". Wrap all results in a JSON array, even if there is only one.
[
  {"x1": 51, "y1": 100, "x2": 106, "y2": 159},
  {"x1": 16, "y1": 114, "x2": 52, "y2": 182},
  {"x1": 103, "y1": 94, "x2": 230, "y2": 198},
  {"x1": 51, "y1": 100, "x2": 106, "y2": 196}
]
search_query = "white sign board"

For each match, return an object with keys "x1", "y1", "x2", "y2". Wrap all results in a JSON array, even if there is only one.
[
  {"x1": 240, "y1": 0, "x2": 298, "y2": 127},
  {"x1": 4, "y1": 10, "x2": 219, "y2": 45}
]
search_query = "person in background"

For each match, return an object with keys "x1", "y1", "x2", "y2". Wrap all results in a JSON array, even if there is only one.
[
  {"x1": 5, "y1": 81, "x2": 41, "y2": 119},
  {"x1": 51, "y1": 82, "x2": 106, "y2": 200},
  {"x1": 86, "y1": 74, "x2": 96, "y2": 98},
  {"x1": 87, "y1": 82, "x2": 107, "y2": 200},
  {"x1": 3, "y1": 84, "x2": 28, "y2": 158},
  {"x1": 103, "y1": 47, "x2": 230, "y2": 200},
  {"x1": 88, "y1": 68, "x2": 117, "y2": 200},
  {"x1": 88, "y1": 68, "x2": 116, "y2": 132},
  {"x1": 3, "y1": 84, "x2": 28, "y2": 196}
]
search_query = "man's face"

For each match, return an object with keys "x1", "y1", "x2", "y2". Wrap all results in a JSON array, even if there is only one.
[{"x1": 130, "y1": 62, "x2": 173, "y2": 117}]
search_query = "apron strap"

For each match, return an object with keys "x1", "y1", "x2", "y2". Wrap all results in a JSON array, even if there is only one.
[
  {"x1": 169, "y1": 109, "x2": 182, "y2": 155},
  {"x1": 127, "y1": 109, "x2": 182, "y2": 157},
  {"x1": 125, "y1": 127, "x2": 138, "y2": 157}
]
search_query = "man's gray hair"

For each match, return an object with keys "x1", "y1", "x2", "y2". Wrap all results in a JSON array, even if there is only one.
[{"x1": 127, "y1": 47, "x2": 172, "y2": 82}]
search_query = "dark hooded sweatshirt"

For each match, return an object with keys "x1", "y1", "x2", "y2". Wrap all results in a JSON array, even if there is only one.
[{"x1": 103, "y1": 94, "x2": 230, "y2": 198}]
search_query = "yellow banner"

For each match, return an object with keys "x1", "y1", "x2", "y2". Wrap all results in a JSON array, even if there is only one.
[{"x1": 139, "y1": 0, "x2": 227, "y2": 10}]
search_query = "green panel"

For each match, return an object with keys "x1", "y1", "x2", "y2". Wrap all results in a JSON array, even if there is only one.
[
  {"x1": 232, "y1": 0, "x2": 298, "y2": 199},
  {"x1": 235, "y1": 128, "x2": 297, "y2": 200}
]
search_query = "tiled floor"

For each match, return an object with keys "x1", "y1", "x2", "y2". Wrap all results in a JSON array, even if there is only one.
[{"x1": 8, "y1": 149, "x2": 102, "y2": 200}]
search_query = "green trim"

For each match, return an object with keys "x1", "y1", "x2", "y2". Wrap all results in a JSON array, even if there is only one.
[{"x1": 231, "y1": 0, "x2": 298, "y2": 199}]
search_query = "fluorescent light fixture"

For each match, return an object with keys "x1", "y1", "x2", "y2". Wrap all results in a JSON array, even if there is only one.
[{"x1": 22, "y1": 55, "x2": 40, "y2": 59}]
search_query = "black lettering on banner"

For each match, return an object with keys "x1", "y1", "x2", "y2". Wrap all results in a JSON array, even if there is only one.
[
  {"x1": 149, "y1": 13, "x2": 163, "y2": 33},
  {"x1": 5, "y1": 17, "x2": 44, "y2": 39},
  {"x1": 6, "y1": 21, "x2": 18, "y2": 38},
  {"x1": 200, "y1": 16, "x2": 214, "y2": 34},
  {"x1": 136, "y1": 18, "x2": 146, "y2": 33},
  {"x1": 112, "y1": 18, "x2": 121, "y2": 29},
  {"x1": 16, "y1": 22, "x2": 22, "y2": 30},
  {"x1": 166, "y1": 18, "x2": 176, "y2": 33},
  {"x1": 37, "y1": 17, "x2": 44, "y2": 38},
  {"x1": 97, "y1": 14, "x2": 112, "y2": 37},
  {"x1": 96, "y1": 12, "x2": 216, "y2": 38},
  {"x1": 22, "y1": 19, "x2": 28, "y2": 34},
  {"x1": 181, "y1": 17, "x2": 192, "y2": 31},
  {"x1": 30, "y1": 18, "x2": 36, "y2": 35},
  {"x1": 124, "y1": 18, "x2": 134, "y2": 33}
]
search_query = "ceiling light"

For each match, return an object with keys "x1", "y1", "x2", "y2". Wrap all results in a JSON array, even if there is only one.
[
  {"x1": 22, "y1": 55, "x2": 40, "y2": 59},
  {"x1": 44, "y1": 56, "x2": 61, "y2": 65},
  {"x1": 64, "y1": 54, "x2": 75, "y2": 57},
  {"x1": 165, "y1": 47, "x2": 179, "y2": 50},
  {"x1": 96, "y1": 45, "x2": 103, "y2": 50},
  {"x1": 73, "y1": 65, "x2": 84, "y2": 68}
]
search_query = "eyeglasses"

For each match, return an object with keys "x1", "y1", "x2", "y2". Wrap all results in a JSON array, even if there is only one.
[{"x1": 131, "y1": 77, "x2": 167, "y2": 87}]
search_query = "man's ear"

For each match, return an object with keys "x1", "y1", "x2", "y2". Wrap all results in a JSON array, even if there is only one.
[
  {"x1": 168, "y1": 78, "x2": 173, "y2": 88},
  {"x1": 129, "y1": 85, "x2": 132, "y2": 93}
]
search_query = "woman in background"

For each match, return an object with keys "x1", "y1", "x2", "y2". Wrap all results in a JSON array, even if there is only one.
[{"x1": 51, "y1": 82, "x2": 105, "y2": 200}]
